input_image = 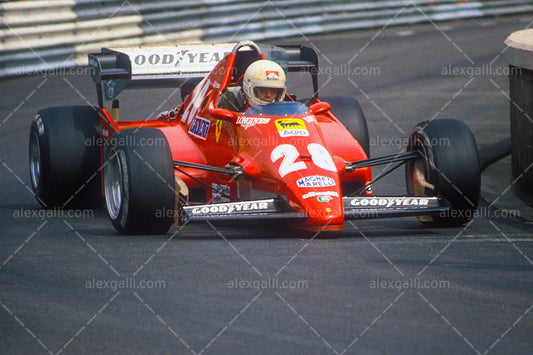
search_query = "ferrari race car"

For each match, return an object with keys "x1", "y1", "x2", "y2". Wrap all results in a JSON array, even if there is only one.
[{"x1": 28, "y1": 41, "x2": 481, "y2": 234}]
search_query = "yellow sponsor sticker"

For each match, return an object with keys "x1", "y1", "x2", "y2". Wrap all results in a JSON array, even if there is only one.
[
  {"x1": 215, "y1": 119, "x2": 223, "y2": 142},
  {"x1": 274, "y1": 118, "x2": 309, "y2": 137}
]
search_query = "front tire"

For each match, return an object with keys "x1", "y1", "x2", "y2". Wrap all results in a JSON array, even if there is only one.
[
  {"x1": 104, "y1": 128, "x2": 175, "y2": 234},
  {"x1": 406, "y1": 119, "x2": 481, "y2": 226}
]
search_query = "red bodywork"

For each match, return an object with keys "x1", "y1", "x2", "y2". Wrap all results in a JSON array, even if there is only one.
[{"x1": 97, "y1": 50, "x2": 371, "y2": 230}]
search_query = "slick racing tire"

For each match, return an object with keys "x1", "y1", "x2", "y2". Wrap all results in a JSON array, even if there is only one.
[
  {"x1": 29, "y1": 106, "x2": 102, "y2": 208},
  {"x1": 321, "y1": 96, "x2": 370, "y2": 157},
  {"x1": 103, "y1": 128, "x2": 175, "y2": 234},
  {"x1": 406, "y1": 119, "x2": 481, "y2": 226}
]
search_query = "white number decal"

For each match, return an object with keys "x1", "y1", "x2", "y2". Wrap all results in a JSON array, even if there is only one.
[
  {"x1": 271, "y1": 144, "x2": 307, "y2": 178},
  {"x1": 308, "y1": 143, "x2": 337, "y2": 172},
  {"x1": 182, "y1": 79, "x2": 211, "y2": 125},
  {"x1": 271, "y1": 143, "x2": 337, "y2": 177}
]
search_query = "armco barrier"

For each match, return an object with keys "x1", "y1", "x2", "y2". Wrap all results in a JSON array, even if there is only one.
[
  {"x1": 2, "y1": 0, "x2": 533, "y2": 78},
  {"x1": 505, "y1": 30, "x2": 533, "y2": 206}
]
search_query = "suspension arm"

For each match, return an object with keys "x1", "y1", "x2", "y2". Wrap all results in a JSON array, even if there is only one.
[
  {"x1": 173, "y1": 160, "x2": 245, "y2": 178},
  {"x1": 345, "y1": 150, "x2": 421, "y2": 173}
]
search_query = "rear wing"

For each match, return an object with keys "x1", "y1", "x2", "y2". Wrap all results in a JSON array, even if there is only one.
[
  {"x1": 88, "y1": 40, "x2": 319, "y2": 106},
  {"x1": 88, "y1": 42, "x2": 236, "y2": 106}
]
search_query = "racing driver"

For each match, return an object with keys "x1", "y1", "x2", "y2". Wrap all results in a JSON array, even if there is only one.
[{"x1": 219, "y1": 59, "x2": 286, "y2": 111}]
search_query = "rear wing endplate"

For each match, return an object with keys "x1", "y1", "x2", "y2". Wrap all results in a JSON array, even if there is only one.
[{"x1": 88, "y1": 40, "x2": 319, "y2": 106}]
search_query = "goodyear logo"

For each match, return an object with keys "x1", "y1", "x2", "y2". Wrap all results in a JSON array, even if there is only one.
[
  {"x1": 189, "y1": 117, "x2": 211, "y2": 140},
  {"x1": 275, "y1": 119, "x2": 309, "y2": 137},
  {"x1": 133, "y1": 50, "x2": 229, "y2": 67},
  {"x1": 191, "y1": 201, "x2": 270, "y2": 215},
  {"x1": 350, "y1": 197, "x2": 430, "y2": 207},
  {"x1": 296, "y1": 175, "x2": 336, "y2": 188}
]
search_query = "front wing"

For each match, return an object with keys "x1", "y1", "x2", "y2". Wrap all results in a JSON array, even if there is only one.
[{"x1": 180, "y1": 196, "x2": 448, "y2": 224}]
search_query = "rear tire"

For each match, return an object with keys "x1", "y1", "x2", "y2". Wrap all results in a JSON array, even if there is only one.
[
  {"x1": 103, "y1": 128, "x2": 175, "y2": 234},
  {"x1": 321, "y1": 96, "x2": 370, "y2": 196},
  {"x1": 29, "y1": 106, "x2": 101, "y2": 208},
  {"x1": 406, "y1": 119, "x2": 481, "y2": 226},
  {"x1": 321, "y1": 96, "x2": 369, "y2": 157}
]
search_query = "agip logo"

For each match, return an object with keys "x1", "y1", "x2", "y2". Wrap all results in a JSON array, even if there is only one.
[{"x1": 275, "y1": 119, "x2": 309, "y2": 137}]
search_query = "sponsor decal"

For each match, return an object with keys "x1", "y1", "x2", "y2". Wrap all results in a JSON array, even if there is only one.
[
  {"x1": 133, "y1": 50, "x2": 230, "y2": 68},
  {"x1": 265, "y1": 70, "x2": 280, "y2": 80},
  {"x1": 317, "y1": 196, "x2": 333, "y2": 202},
  {"x1": 191, "y1": 201, "x2": 271, "y2": 215},
  {"x1": 111, "y1": 44, "x2": 235, "y2": 87},
  {"x1": 302, "y1": 191, "x2": 339, "y2": 199},
  {"x1": 350, "y1": 197, "x2": 430, "y2": 207},
  {"x1": 236, "y1": 116, "x2": 271, "y2": 130},
  {"x1": 275, "y1": 118, "x2": 309, "y2": 137},
  {"x1": 188, "y1": 116, "x2": 211, "y2": 140},
  {"x1": 215, "y1": 120, "x2": 223, "y2": 142},
  {"x1": 212, "y1": 183, "x2": 230, "y2": 203},
  {"x1": 296, "y1": 175, "x2": 336, "y2": 188}
]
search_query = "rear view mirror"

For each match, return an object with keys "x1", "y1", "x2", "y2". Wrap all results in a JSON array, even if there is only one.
[
  {"x1": 310, "y1": 101, "x2": 331, "y2": 115},
  {"x1": 210, "y1": 108, "x2": 236, "y2": 121}
]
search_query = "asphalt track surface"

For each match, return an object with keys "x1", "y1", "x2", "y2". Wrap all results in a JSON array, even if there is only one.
[{"x1": 1, "y1": 14, "x2": 533, "y2": 355}]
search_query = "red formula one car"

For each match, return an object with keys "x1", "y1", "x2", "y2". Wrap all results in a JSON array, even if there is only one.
[{"x1": 29, "y1": 41, "x2": 481, "y2": 234}]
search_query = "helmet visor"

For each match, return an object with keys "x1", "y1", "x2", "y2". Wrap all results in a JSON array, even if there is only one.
[{"x1": 254, "y1": 87, "x2": 284, "y2": 103}]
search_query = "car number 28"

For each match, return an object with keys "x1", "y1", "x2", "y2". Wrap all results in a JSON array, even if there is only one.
[{"x1": 271, "y1": 143, "x2": 337, "y2": 177}]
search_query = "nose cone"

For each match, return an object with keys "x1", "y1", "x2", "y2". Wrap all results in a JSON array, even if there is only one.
[{"x1": 286, "y1": 174, "x2": 344, "y2": 229}]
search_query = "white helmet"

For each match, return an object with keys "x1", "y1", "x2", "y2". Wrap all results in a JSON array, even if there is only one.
[{"x1": 243, "y1": 60, "x2": 286, "y2": 106}]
